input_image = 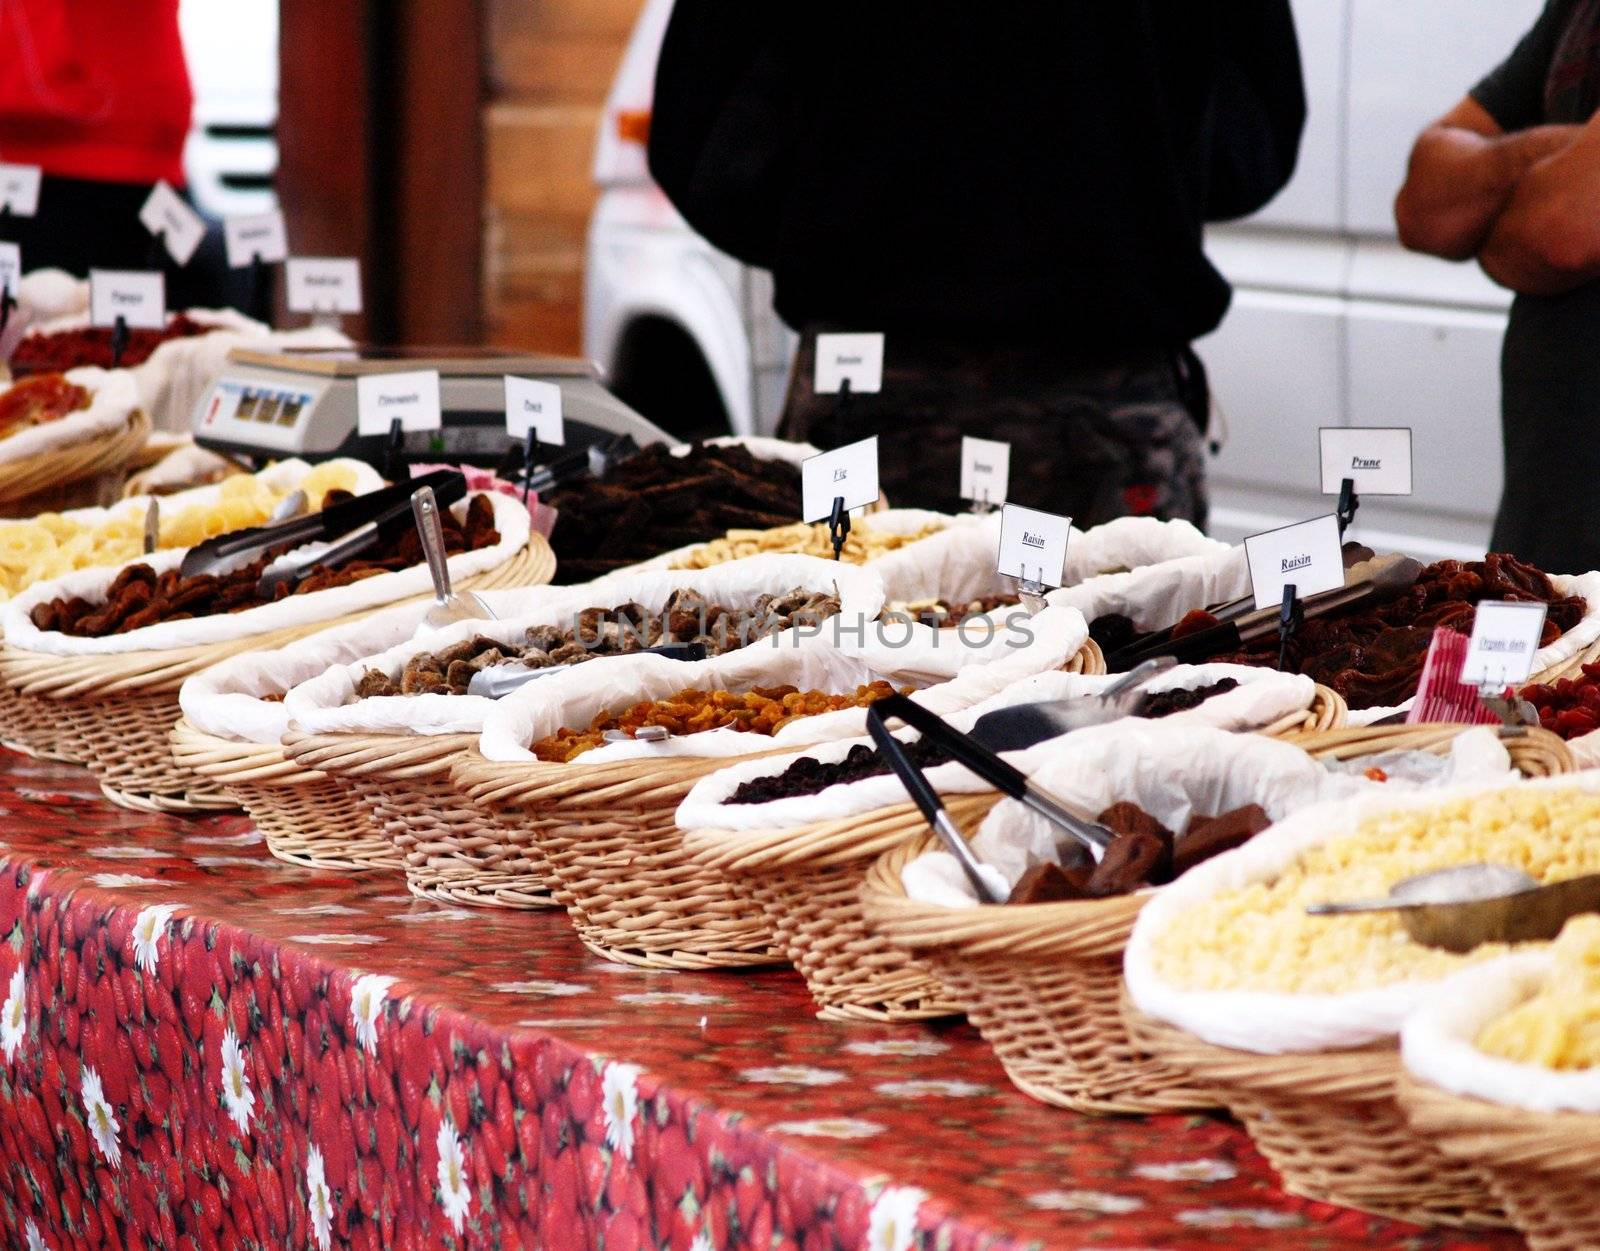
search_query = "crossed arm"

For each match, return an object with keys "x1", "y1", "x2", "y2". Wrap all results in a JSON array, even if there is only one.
[{"x1": 1395, "y1": 97, "x2": 1600, "y2": 296}]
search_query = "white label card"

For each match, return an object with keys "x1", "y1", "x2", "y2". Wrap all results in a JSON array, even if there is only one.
[
  {"x1": 1461, "y1": 601, "x2": 1548, "y2": 687},
  {"x1": 960, "y1": 436, "x2": 1010, "y2": 505},
  {"x1": 0, "y1": 243, "x2": 19, "y2": 298},
  {"x1": 1319, "y1": 427, "x2": 1414, "y2": 496},
  {"x1": 801, "y1": 436, "x2": 879, "y2": 521},
  {"x1": 90, "y1": 270, "x2": 166, "y2": 330},
  {"x1": 286, "y1": 257, "x2": 363, "y2": 314},
  {"x1": 224, "y1": 210, "x2": 289, "y2": 267},
  {"x1": 356, "y1": 370, "x2": 442, "y2": 436},
  {"x1": 814, "y1": 333, "x2": 884, "y2": 394},
  {"x1": 0, "y1": 164, "x2": 42, "y2": 216},
  {"x1": 138, "y1": 181, "x2": 206, "y2": 266},
  {"x1": 996, "y1": 503, "x2": 1071, "y2": 588},
  {"x1": 1244, "y1": 513, "x2": 1345, "y2": 611},
  {"x1": 504, "y1": 377, "x2": 565, "y2": 444}
]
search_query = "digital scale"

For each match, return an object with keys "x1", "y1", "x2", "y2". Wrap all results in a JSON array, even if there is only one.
[{"x1": 191, "y1": 346, "x2": 673, "y2": 467}]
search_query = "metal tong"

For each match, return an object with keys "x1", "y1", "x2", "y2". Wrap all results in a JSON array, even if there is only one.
[
  {"x1": 866, "y1": 694, "x2": 1117, "y2": 905},
  {"x1": 179, "y1": 468, "x2": 466, "y2": 579}
]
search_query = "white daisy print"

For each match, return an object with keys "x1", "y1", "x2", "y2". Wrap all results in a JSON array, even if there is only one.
[
  {"x1": 220, "y1": 1027, "x2": 255, "y2": 1135},
  {"x1": 87, "y1": 873, "x2": 163, "y2": 890},
  {"x1": 601, "y1": 1062, "x2": 641, "y2": 1160},
  {"x1": 1, "y1": 967, "x2": 25, "y2": 1063},
  {"x1": 193, "y1": 856, "x2": 269, "y2": 869},
  {"x1": 436, "y1": 1119, "x2": 471, "y2": 1233},
  {"x1": 1134, "y1": 1159, "x2": 1238, "y2": 1183},
  {"x1": 129, "y1": 903, "x2": 179, "y2": 975},
  {"x1": 81, "y1": 1066, "x2": 121, "y2": 1166},
  {"x1": 183, "y1": 829, "x2": 264, "y2": 846},
  {"x1": 1177, "y1": 1208, "x2": 1305, "y2": 1230},
  {"x1": 491, "y1": 979, "x2": 590, "y2": 997},
  {"x1": 306, "y1": 1145, "x2": 333, "y2": 1251},
  {"x1": 844, "y1": 1038, "x2": 950, "y2": 1058},
  {"x1": 275, "y1": 903, "x2": 363, "y2": 918},
  {"x1": 689, "y1": 1235, "x2": 712, "y2": 1251},
  {"x1": 873, "y1": 1078, "x2": 989, "y2": 1098},
  {"x1": 391, "y1": 908, "x2": 476, "y2": 924},
  {"x1": 1028, "y1": 1189, "x2": 1145, "y2": 1215},
  {"x1": 769, "y1": 1117, "x2": 885, "y2": 1140},
  {"x1": 88, "y1": 846, "x2": 171, "y2": 860},
  {"x1": 24, "y1": 1217, "x2": 45, "y2": 1251},
  {"x1": 866, "y1": 1186, "x2": 925, "y2": 1251},
  {"x1": 739, "y1": 1065, "x2": 846, "y2": 1087},
  {"x1": 349, "y1": 974, "x2": 396, "y2": 1055}
]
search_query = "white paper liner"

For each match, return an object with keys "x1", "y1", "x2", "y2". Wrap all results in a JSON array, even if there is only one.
[
  {"x1": 1123, "y1": 770, "x2": 1599, "y2": 1055},
  {"x1": 1401, "y1": 951, "x2": 1600, "y2": 1113},
  {"x1": 0, "y1": 368, "x2": 140, "y2": 465},
  {"x1": 1047, "y1": 542, "x2": 1250, "y2": 632},
  {"x1": 0, "y1": 269, "x2": 89, "y2": 362},
  {"x1": 283, "y1": 554, "x2": 884, "y2": 737},
  {"x1": 477, "y1": 606, "x2": 1087, "y2": 765},
  {"x1": 675, "y1": 664, "x2": 1315, "y2": 834},
  {"x1": 2, "y1": 490, "x2": 530, "y2": 655},
  {"x1": 180, "y1": 582, "x2": 556, "y2": 746}
]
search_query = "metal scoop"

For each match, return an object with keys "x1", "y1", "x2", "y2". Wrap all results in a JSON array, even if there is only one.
[
  {"x1": 412, "y1": 486, "x2": 495, "y2": 631},
  {"x1": 268, "y1": 489, "x2": 307, "y2": 525},
  {"x1": 1307, "y1": 863, "x2": 1600, "y2": 952},
  {"x1": 967, "y1": 656, "x2": 1176, "y2": 753},
  {"x1": 602, "y1": 725, "x2": 670, "y2": 744}
]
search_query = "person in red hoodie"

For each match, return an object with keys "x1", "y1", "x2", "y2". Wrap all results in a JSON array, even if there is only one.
[{"x1": 0, "y1": 0, "x2": 237, "y2": 308}]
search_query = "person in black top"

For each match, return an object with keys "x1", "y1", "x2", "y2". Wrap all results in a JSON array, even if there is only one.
[
  {"x1": 1396, "y1": 1, "x2": 1600, "y2": 574},
  {"x1": 648, "y1": 4, "x2": 1306, "y2": 523}
]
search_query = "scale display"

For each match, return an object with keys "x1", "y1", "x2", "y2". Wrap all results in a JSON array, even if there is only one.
[{"x1": 191, "y1": 346, "x2": 672, "y2": 467}]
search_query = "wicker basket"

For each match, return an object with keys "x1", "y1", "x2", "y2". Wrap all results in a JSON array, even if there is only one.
[
  {"x1": 169, "y1": 717, "x2": 396, "y2": 870},
  {"x1": 1527, "y1": 635, "x2": 1600, "y2": 685},
  {"x1": 0, "y1": 534, "x2": 555, "y2": 812},
  {"x1": 1289, "y1": 723, "x2": 1576, "y2": 775},
  {"x1": 281, "y1": 730, "x2": 555, "y2": 907},
  {"x1": 453, "y1": 747, "x2": 785, "y2": 968},
  {"x1": 0, "y1": 679, "x2": 74, "y2": 761},
  {"x1": 682, "y1": 795, "x2": 1001, "y2": 1022},
  {"x1": 0, "y1": 408, "x2": 151, "y2": 518},
  {"x1": 860, "y1": 830, "x2": 1214, "y2": 1114},
  {"x1": 1123, "y1": 1001, "x2": 1506, "y2": 1228},
  {"x1": 1399, "y1": 1073, "x2": 1600, "y2": 1251},
  {"x1": 1258, "y1": 683, "x2": 1346, "y2": 736},
  {"x1": 854, "y1": 720, "x2": 1570, "y2": 1116}
]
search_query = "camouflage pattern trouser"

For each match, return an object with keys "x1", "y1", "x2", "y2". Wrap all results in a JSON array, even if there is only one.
[{"x1": 779, "y1": 331, "x2": 1209, "y2": 528}]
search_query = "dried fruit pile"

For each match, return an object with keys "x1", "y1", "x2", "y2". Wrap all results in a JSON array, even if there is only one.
[
  {"x1": 0, "y1": 373, "x2": 92, "y2": 437},
  {"x1": 12, "y1": 313, "x2": 210, "y2": 371},
  {"x1": 31, "y1": 494, "x2": 500, "y2": 637},
  {"x1": 531, "y1": 680, "x2": 907, "y2": 763},
  {"x1": 1521, "y1": 664, "x2": 1600, "y2": 740},
  {"x1": 545, "y1": 443, "x2": 799, "y2": 583},
  {"x1": 1006, "y1": 801, "x2": 1272, "y2": 903},
  {"x1": 882, "y1": 595, "x2": 1020, "y2": 628},
  {"x1": 724, "y1": 679, "x2": 1243, "y2": 805},
  {"x1": 356, "y1": 585, "x2": 841, "y2": 698}
]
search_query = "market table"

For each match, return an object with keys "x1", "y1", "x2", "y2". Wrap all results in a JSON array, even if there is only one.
[{"x1": 0, "y1": 750, "x2": 1521, "y2": 1251}]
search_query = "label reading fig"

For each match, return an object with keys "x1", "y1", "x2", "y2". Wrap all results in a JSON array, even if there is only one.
[
  {"x1": 996, "y1": 503, "x2": 1071, "y2": 588},
  {"x1": 814, "y1": 333, "x2": 884, "y2": 394},
  {"x1": 1243, "y1": 513, "x2": 1344, "y2": 611},
  {"x1": 356, "y1": 370, "x2": 442, "y2": 436},
  {"x1": 802, "y1": 436, "x2": 879, "y2": 521},
  {"x1": 504, "y1": 377, "x2": 565, "y2": 444},
  {"x1": 89, "y1": 270, "x2": 167, "y2": 330},
  {"x1": 1319, "y1": 427, "x2": 1413, "y2": 496}
]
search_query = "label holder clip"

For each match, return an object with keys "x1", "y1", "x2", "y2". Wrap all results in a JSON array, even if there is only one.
[
  {"x1": 827, "y1": 494, "x2": 851, "y2": 562},
  {"x1": 1277, "y1": 582, "x2": 1304, "y2": 673},
  {"x1": 1336, "y1": 476, "x2": 1360, "y2": 539}
]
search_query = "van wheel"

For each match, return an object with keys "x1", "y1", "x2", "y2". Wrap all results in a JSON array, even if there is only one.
[{"x1": 607, "y1": 317, "x2": 732, "y2": 442}]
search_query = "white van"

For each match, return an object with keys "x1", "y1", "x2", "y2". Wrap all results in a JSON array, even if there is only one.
[{"x1": 584, "y1": 0, "x2": 1542, "y2": 560}]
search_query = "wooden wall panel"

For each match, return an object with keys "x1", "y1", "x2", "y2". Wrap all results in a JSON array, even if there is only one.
[{"x1": 482, "y1": 0, "x2": 644, "y2": 357}]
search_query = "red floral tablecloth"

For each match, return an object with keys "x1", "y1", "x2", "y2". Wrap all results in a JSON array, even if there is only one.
[{"x1": 0, "y1": 751, "x2": 1520, "y2": 1251}]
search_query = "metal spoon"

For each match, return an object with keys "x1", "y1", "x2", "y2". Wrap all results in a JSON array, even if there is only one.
[
  {"x1": 1307, "y1": 863, "x2": 1600, "y2": 953},
  {"x1": 412, "y1": 486, "x2": 495, "y2": 631},
  {"x1": 602, "y1": 725, "x2": 669, "y2": 744}
]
